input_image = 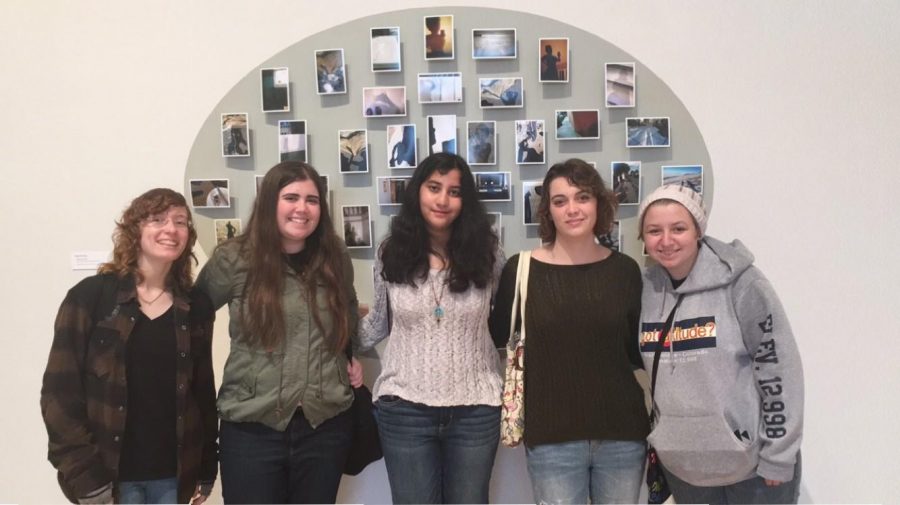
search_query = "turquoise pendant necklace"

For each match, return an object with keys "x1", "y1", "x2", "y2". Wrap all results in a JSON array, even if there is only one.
[{"x1": 430, "y1": 272, "x2": 446, "y2": 325}]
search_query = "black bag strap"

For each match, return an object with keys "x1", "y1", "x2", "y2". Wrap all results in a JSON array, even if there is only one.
[{"x1": 650, "y1": 294, "x2": 685, "y2": 403}]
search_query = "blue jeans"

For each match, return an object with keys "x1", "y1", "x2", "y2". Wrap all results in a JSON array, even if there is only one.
[
  {"x1": 526, "y1": 439, "x2": 646, "y2": 504},
  {"x1": 374, "y1": 396, "x2": 500, "y2": 504},
  {"x1": 663, "y1": 452, "x2": 802, "y2": 504},
  {"x1": 219, "y1": 408, "x2": 352, "y2": 504},
  {"x1": 118, "y1": 477, "x2": 178, "y2": 504}
]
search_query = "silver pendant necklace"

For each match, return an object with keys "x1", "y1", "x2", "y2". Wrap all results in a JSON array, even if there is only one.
[{"x1": 429, "y1": 271, "x2": 446, "y2": 324}]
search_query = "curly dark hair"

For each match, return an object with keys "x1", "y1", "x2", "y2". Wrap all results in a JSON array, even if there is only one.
[
  {"x1": 538, "y1": 158, "x2": 618, "y2": 243},
  {"x1": 380, "y1": 152, "x2": 498, "y2": 292},
  {"x1": 98, "y1": 188, "x2": 197, "y2": 295},
  {"x1": 236, "y1": 161, "x2": 350, "y2": 353}
]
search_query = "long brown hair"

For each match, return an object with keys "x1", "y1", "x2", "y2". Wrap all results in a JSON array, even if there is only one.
[
  {"x1": 538, "y1": 158, "x2": 618, "y2": 243},
  {"x1": 98, "y1": 188, "x2": 197, "y2": 295},
  {"x1": 238, "y1": 161, "x2": 349, "y2": 353}
]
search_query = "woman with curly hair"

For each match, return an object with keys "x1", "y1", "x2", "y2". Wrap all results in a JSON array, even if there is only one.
[
  {"x1": 196, "y1": 161, "x2": 362, "y2": 504},
  {"x1": 489, "y1": 159, "x2": 649, "y2": 504},
  {"x1": 41, "y1": 188, "x2": 217, "y2": 504},
  {"x1": 358, "y1": 152, "x2": 505, "y2": 504}
]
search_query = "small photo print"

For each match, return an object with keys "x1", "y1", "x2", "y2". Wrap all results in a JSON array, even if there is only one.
[
  {"x1": 472, "y1": 28, "x2": 516, "y2": 59},
  {"x1": 376, "y1": 176, "x2": 411, "y2": 206},
  {"x1": 371, "y1": 27, "x2": 401, "y2": 72},
  {"x1": 556, "y1": 109, "x2": 600, "y2": 140},
  {"x1": 342, "y1": 205, "x2": 373, "y2": 249},
  {"x1": 606, "y1": 62, "x2": 635, "y2": 108},
  {"x1": 487, "y1": 212, "x2": 502, "y2": 243},
  {"x1": 474, "y1": 171, "x2": 511, "y2": 201},
  {"x1": 214, "y1": 219, "x2": 242, "y2": 245},
  {"x1": 387, "y1": 124, "x2": 417, "y2": 169},
  {"x1": 190, "y1": 179, "x2": 231, "y2": 209},
  {"x1": 661, "y1": 165, "x2": 703, "y2": 195},
  {"x1": 479, "y1": 77, "x2": 523, "y2": 108},
  {"x1": 427, "y1": 115, "x2": 457, "y2": 155},
  {"x1": 362, "y1": 86, "x2": 407, "y2": 117},
  {"x1": 611, "y1": 161, "x2": 641, "y2": 205},
  {"x1": 339, "y1": 129, "x2": 368, "y2": 173},
  {"x1": 599, "y1": 220, "x2": 621, "y2": 252},
  {"x1": 522, "y1": 180, "x2": 543, "y2": 225},
  {"x1": 278, "y1": 120, "x2": 307, "y2": 162},
  {"x1": 626, "y1": 117, "x2": 670, "y2": 148},
  {"x1": 261, "y1": 68, "x2": 290, "y2": 112},
  {"x1": 417, "y1": 72, "x2": 463, "y2": 104},
  {"x1": 255, "y1": 174, "x2": 264, "y2": 195},
  {"x1": 515, "y1": 120, "x2": 545, "y2": 164},
  {"x1": 538, "y1": 38, "x2": 569, "y2": 83},
  {"x1": 424, "y1": 15, "x2": 454, "y2": 60},
  {"x1": 221, "y1": 113, "x2": 250, "y2": 157},
  {"x1": 315, "y1": 49, "x2": 347, "y2": 95},
  {"x1": 467, "y1": 121, "x2": 497, "y2": 165}
]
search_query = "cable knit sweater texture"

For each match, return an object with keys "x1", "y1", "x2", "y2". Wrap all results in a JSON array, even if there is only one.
[{"x1": 358, "y1": 250, "x2": 506, "y2": 407}]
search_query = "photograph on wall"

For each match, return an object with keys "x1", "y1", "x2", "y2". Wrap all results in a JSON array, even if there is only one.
[
  {"x1": 260, "y1": 67, "x2": 290, "y2": 112},
  {"x1": 424, "y1": 15, "x2": 454, "y2": 60},
  {"x1": 362, "y1": 86, "x2": 406, "y2": 117},
  {"x1": 417, "y1": 72, "x2": 463, "y2": 104},
  {"x1": 661, "y1": 164, "x2": 703, "y2": 195},
  {"x1": 466, "y1": 121, "x2": 497, "y2": 165},
  {"x1": 376, "y1": 176, "x2": 410, "y2": 206},
  {"x1": 278, "y1": 120, "x2": 307, "y2": 162},
  {"x1": 627, "y1": 117, "x2": 670, "y2": 147},
  {"x1": 189, "y1": 179, "x2": 230, "y2": 209},
  {"x1": 472, "y1": 28, "x2": 516, "y2": 59},
  {"x1": 598, "y1": 220, "x2": 621, "y2": 252},
  {"x1": 479, "y1": 77, "x2": 523, "y2": 108},
  {"x1": 487, "y1": 212, "x2": 502, "y2": 243},
  {"x1": 474, "y1": 171, "x2": 511, "y2": 201},
  {"x1": 522, "y1": 180, "x2": 543, "y2": 225},
  {"x1": 315, "y1": 49, "x2": 347, "y2": 95},
  {"x1": 606, "y1": 62, "x2": 635, "y2": 108},
  {"x1": 387, "y1": 124, "x2": 417, "y2": 169},
  {"x1": 370, "y1": 27, "x2": 401, "y2": 72},
  {"x1": 339, "y1": 129, "x2": 368, "y2": 173},
  {"x1": 611, "y1": 161, "x2": 641, "y2": 205},
  {"x1": 538, "y1": 38, "x2": 569, "y2": 83},
  {"x1": 556, "y1": 109, "x2": 600, "y2": 140},
  {"x1": 214, "y1": 219, "x2": 242, "y2": 245},
  {"x1": 221, "y1": 113, "x2": 250, "y2": 157},
  {"x1": 427, "y1": 115, "x2": 457, "y2": 155},
  {"x1": 342, "y1": 205, "x2": 373, "y2": 249},
  {"x1": 255, "y1": 174, "x2": 264, "y2": 195},
  {"x1": 515, "y1": 119, "x2": 545, "y2": 164}
]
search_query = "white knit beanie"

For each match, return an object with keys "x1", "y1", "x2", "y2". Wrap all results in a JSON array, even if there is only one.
[{"x1": 638, "y1": 184, "x2": 708, "y2": 236}]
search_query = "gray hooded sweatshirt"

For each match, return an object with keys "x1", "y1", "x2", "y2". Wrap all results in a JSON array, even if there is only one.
[{"x1": 640, "y1": 236, "x2": 803, "y2": 486}]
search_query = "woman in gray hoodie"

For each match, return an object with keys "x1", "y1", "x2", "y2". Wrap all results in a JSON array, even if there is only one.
[{"x1": 638, "y1": 184, "x2": 803, "y2": 504}]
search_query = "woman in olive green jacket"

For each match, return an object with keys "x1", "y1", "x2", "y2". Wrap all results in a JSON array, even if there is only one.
[{"x1": 196, "y1": 161, "x2": 362, "y2": 504}]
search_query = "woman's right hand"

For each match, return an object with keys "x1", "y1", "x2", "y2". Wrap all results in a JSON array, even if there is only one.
[{"x1": 358, "y1": 303, "x2": 370, "y2": 318}]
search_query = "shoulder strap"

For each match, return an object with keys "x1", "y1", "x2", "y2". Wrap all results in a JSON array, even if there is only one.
[
  {"x1": 650, "y1": 293, "x2": 684, "y2": 400},
  {"x1": 507, "y1": 251, "x2": 532, "y2": 345}
]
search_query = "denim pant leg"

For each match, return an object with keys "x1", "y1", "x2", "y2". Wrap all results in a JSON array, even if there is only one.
[
  {"x1": 285, "y1": 408, "x2": 353, "y2": 504},
  {"x1": 441, "y1": 405, "x2": 500, "y2": 504},
  {"x1": 526, "y1": 440, "x2": 591, "y2": 504},
  {"x1": 118, "y1": 477, "x2": 178, "y2": 504},
  {"x1": 588, "y1": 440, "x2": 646, "y2": 504},
  {"x1": 374, "y1": 397, "x2": 443, "y2": 504},
  {"x1": 220, "y1": 420, "x2": 289, "y2": 504}
]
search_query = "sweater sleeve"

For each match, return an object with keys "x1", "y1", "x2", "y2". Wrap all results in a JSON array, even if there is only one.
[
  {"x1": 623, "y1": 257, "x2": 644, "y2": 369},
  {"x1": 40, "y1": 279, "x2": 114, "y2": 499},
  {"x1": 357, "y1": 257, "x2": 390, "y2": 351},
  {"x1": 734, "y1": 269, "x2": 804, "y2": 482},
  {"x1": 488, "y1": 253, "x2": 519, "y2": 348}
]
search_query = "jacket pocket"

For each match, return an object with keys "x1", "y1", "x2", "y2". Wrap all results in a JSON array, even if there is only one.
[
  {"x1": 86, "y1": 326, "x2": 118, "y2": 379},
  {"x1": 647, "y1": 413, "x2": 759, "y2": 487}
]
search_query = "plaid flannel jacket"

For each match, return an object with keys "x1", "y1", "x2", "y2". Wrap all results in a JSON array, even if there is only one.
[{"x1": 40, "y1": 273, "x2": 218, "y2": 503}]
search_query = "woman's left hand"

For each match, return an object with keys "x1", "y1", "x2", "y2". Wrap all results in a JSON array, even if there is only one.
[
  {"x1": 190, "y1": 486, "x2": 208, "y2": 505},
  {"x1": 764, "y1": 479, "x2": 783, "y2": 487},
  {"x1": 347, "y1": 357, "x2": 364, "y2": 387}
]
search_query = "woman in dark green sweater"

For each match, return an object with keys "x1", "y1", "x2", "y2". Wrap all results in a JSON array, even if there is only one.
[{"x1": 490, "y1": 159, "x2": 649, "y2": 504}]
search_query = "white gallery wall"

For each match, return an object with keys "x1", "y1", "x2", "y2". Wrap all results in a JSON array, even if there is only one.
[{"x1": 2, "y1": 1, "x2": 899, "y2": 503}]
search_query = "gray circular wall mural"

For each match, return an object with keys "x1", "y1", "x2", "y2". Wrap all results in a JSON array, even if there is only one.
[{"x1": 185, "y1": 6, "x2": 711, "y2": 262}]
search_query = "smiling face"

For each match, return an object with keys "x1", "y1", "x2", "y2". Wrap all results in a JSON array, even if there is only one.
[
  {"x1": 276, "y1": 179, "x2": 321, "y2": 253},
  {"x1": 138, "y1": 206, "x2": 190, "y2": 267},
  {"x1": 641, "y1": 201, "x2": 701, "y2": 280},
  {"x1": 419, "y1": 168, "x2": 463, "y2": 236},
  {"x1": 547, "y1": 176, "x2": 597, "y2": 241}
]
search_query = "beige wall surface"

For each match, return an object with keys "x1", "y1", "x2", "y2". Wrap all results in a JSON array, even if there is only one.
[{"x1": 2, "y1": 1, "x2": 899, "y2": 503}]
